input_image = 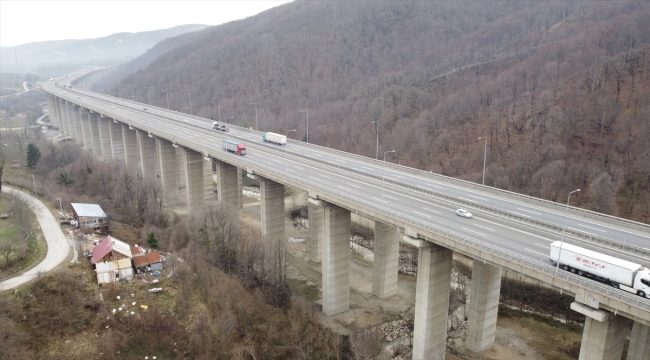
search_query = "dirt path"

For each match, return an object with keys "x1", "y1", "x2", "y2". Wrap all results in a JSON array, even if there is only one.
[{"x1": 0, "y1": 186, "x2": 70, "y2": 291}]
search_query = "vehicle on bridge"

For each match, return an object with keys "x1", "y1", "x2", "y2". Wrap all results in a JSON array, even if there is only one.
[
  {"x1": 262, "y1": 132, "x2": 286, "y2": 145},
  {"x1": 222, "y1": 139, "x2": 246, "y2": 155},
  {"x1": 212, "y1": 121, "x2": 229, "y2": 132},
  {"x1": 550, "y1": 241, "x2": 650, "y2": 298}
]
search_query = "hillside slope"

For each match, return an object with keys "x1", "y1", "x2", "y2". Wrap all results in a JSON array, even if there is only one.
[{"x1": 112, "y1": 0, "x2": 650, "y2": 222}]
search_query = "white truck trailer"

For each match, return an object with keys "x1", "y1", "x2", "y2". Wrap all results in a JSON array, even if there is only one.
[
  {"x1": 262, "y1": 132, "x2": 286, "y2": 145},
  {"x1": 550, "y1": 241, "x2": 650, "y2": 298}
]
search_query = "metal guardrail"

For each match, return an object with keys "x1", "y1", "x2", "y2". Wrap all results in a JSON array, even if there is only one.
[{"x1": 43, "y1": 85, "x2": 650, "y2": 313}]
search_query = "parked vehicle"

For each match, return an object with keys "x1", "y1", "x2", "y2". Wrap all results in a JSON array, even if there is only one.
[
  {"x1": 212, "y1": 121, "x2": 229, "y2": 132},
  {"x1": 222, "y1": 139, "x2": 246, "y2": 155},
  {"x1": 262, "y1": 132, "x2": 286, "y2": 145},
  {"x1": 456, "y1": 209, "x2": 472, "y2": 218},
  {"x1": 550, "y1": 241, "x2": 650, "y2": 298}
]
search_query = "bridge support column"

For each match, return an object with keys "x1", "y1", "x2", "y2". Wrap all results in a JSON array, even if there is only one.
[
  {"x1": 216, "y1": 160, "x2": 240, "y2": 209},
  {"x1": 182, "y1": 147, "x2": 204, "y2": 213},
  {"x1": 79, "y1": 107, "x2": 91, "y2": 150},
  {"x1": 308, "y1": 197, "x2": 324, "y2": 263},
  {"x1": 260, "y1": 177, "x2": 285, "y2": 243},
  {"x1": 628, "y1": 321, "x2": 650, "y2": 360},
  {"x1": 59, "y1": 99, "x2": 69, "y2": 135},
  {"x1": 203, "y1": 158, "x2": 215, "y2": 203},
  {"x1": 122, "y1": 125, "x2": 139, "y2": 174},
  {"x1": 373, "y1": 222, "x2": 399, "y2": 298},
  {"x1": 46, "y1": 96, "x2": 57, "y2": 127},
  {"x1": 71, "y1": 104, "x2": 83, "y2": 143},
  {"x1": 51, "y1": 97, "x2": 60, "y2": 128},
  {"x1": 138, "y1": 131, "x2": 156, "y2": 179},
  {"x1": 156, "y1": 138, "x2": 178, "y2": 207},
  {"x1": 108, "y1": 120, "x2": 124, "y2": 166},
  {"x1": 55, "y1": 97, "x2": 64, "y2": 129},
  {"x1": 322, "y1": 203, "x2": 351, "y2": 316},
  {"x1": 412, "y1": 242, "x2": 452, "y2": 360},
  {"x1": 89, "y1": 113, "x2": 103, "y2": 159},
  {"x1": 467, "y1": 260, "x2": 502, "y2": 353},
  {"x1": 570, "y1": 302, "x2": 627, "y2": 360},
  {"x1": 98, "y1": 116, "x2": 113, "y2": 163}
]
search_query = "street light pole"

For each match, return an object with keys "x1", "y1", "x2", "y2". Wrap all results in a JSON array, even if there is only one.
[
  {"x1": 478, "y1": 136, "x2": 487, "y2": 185},
  {"x1": 213, "y1": 98, "x2": 220, "y2": 123},
  {"x1": 162, "y1": 89, "x2": 170, "y2": 109},
  {"x1": 301, "y1": 109, "x2": 309, "y2": 143},
  {"x1": 555, "y1": 189, "x2": 580, "y2": 274},
  {"x1": 250, "y1": 103, "x2": 257, "y2": 130},
  {"x1": 145, "y1": 88, "x2": 151, "y2": 104},
  {"x1": 186, "y1": 93, "x2": 192, "y2": 115},
  {"x1": 382, "y1": 150, "x2": 396, "y2": 202},
  {"x1": 372, "y1": 120, "x2": 379, "y2": 159},
  {"x1": 286, "y1": 129, "x2": 296, "y2": 175}
]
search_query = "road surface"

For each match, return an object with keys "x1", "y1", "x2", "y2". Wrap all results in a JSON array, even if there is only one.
[{"x1": 0, "y1": 186, "x2": 70, "y2": 291}]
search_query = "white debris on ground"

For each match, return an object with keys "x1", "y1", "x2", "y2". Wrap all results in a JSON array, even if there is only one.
[
  {"x1": 243, "y1": 186, "x2": 261, "y2": 199},
  {"x1": 378, "y1": 316, "x2": 413, "y2": 342},
  {"x1": 287, "y1": 237, "x2": 306, "y2": 243}
]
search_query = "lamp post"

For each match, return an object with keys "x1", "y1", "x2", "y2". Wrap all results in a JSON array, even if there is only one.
[
  {"x1": 186, "y1": 93, "x2": 192, "y2": 115},
  {"x1": 301, "y1": 109, "x2": 309, "y2": 143},
  {"x1": 555, "y1": 189, "x2": 580, "y2": 274},
  {"x1": 213, "y1": 98, "x2": 220, "y2": 123},
  {"x1": 382, "y1": 150, "x2": 396, "y2": 202},
  {"x1": 225, "y1": 116, "x2": 233, "y2": 124},
  {"x1": 372, "y1": 120, "x2": 379, "y2": 159},
  {"x1": 162, "y1": 89, "x2": 170, "y2": 109},
  {"x1": 286, "y1": 129, "x2": 296, "y2": 175},
  {"x1": 478, "y1": 136, "x2": 487, "y2": 185},
  {"x1": 249, "y1": 103, "x2": 258, "y2": 130}
]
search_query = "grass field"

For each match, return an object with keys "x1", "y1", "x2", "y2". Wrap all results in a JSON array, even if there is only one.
[{"x1": 0, "y1": 116, "x2": 28, "y2": 128}]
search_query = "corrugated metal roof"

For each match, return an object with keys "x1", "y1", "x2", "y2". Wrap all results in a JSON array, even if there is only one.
[
  {"x1": 146, "y1": 251, "x2": 162, "y2": 264},
  {"x1": 91, "y1": 236, "x2": 132, "y2": 264},
  {"x1": 71, "y1": 203, "x2": 107, "y2": 218},
  {"x1": 130, "y1": 246, "x2": 145, "y2": 257},
  {"x1": 132, "y1": 256, "x2": 150, "y2": 268}
]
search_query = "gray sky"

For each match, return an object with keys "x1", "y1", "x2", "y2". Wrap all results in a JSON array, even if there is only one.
[{"x1": 0, "y1": 1, "x2": 291, "y2": 47}]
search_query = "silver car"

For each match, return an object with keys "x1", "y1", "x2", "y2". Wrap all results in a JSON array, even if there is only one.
[{"x1": 456, "y1": 209, "x2": 473, "y2": 219}]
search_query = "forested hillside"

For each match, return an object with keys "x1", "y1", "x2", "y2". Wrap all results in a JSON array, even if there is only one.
[{"x1": 106, "y1": 0, "x2": 650, "y2": 223}]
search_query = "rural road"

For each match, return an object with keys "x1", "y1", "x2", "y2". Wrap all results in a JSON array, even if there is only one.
[{"x1": 0, "y1": 186, "x2": 70, "y2": 291}]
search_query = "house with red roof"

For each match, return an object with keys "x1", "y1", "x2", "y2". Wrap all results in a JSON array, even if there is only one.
[{"x1": 92, "y1": 236, "x2": 133, "y2": 284}]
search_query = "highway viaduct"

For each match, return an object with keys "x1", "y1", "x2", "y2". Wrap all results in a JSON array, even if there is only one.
[{"x1": 42, "y1": 69, "x2": 650, "y2": 360}]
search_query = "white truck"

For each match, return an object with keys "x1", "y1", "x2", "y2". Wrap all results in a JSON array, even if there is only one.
[
  {"x1": 262, "y1": 132, "x2": 286, "y2": 145},
  {"x1": 550, "y1": 241, "x2": 650, "y2": 298}
]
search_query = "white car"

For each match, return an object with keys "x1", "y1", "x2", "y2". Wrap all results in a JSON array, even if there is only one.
[{"x1": 456, "y1": 209, "x2": 473, "y2": 219}]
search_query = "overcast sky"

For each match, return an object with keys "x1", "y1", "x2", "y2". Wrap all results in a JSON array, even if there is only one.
[{"x1": 0, "y1": 1, "x2": 292, "y2": 47}]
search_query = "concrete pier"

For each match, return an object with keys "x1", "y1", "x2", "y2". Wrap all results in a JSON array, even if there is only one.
[
  {"x1": 628, "y1": 321, "x2": 650, "y2": 360},
  {"x1": 89, "y1": 113, "x2": 102, "y2": 159},
  {"x1": 322, "y1": 203, "x2": 351, "y2": 316},
  {"x1": 570, "y1": 302, "x2": 627, "y2": 360},
  {"x1": 59, "y1": 99, "x2": 69, "y2": 135},
  {"x1": 412, "y1": 243, "x2": 453, "y2": 360},
  {"x1": 373, "y1": 222, "x2": 399, "y2": 299},
  {"x1": 182, "y1": 147, "x2": 205, "y2": 213},
  {"x1": 79, "y1": 107, "x2": 91, "y2": 149},
  {"x1": 467, "y1": 260, "x2": 502, "y2": 353},
  {"x1": 122, "y1": 125, "x2": 139, "y2": 173},
  {"x1": 108, "y1": 120, "x2": 124, "y2": 166},
  {"x1": 260, "y1": 178, "x2": 285, "y2": 243},
  {"x1": 203, "y1": 157, "x2": 215, "y2": 203},
  {"x1": 216, "y1": 160, "x2": 240, "y2": 209},
  {"x1": 308, "y1": 197, "x2": 324, "y2": 263},
  {"x1": 156, "y1": 138, "x2": 178, "y2": 207},
  {"x1": 138, "y1": 130, "x2": 156, "y2": 179},
  {"x1": 68, "y1": 103, "x2": 80, "y2": 142}
]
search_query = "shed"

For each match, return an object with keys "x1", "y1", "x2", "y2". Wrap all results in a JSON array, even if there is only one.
[
  {"x1": 132, "y1": 255, "x2": 150, "y2": 270},
  {"x1": 71, "y1": 203, "x2": 109, "y2": 230},
  {"x1": 146, "y1": 251, "x2": 163, "y2": 271}
]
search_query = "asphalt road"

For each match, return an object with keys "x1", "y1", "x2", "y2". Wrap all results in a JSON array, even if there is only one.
[{"x1": 0, "y1": 187, "x2": 70, "y2": 291}]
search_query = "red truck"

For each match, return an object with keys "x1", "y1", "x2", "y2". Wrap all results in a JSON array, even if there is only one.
[{"x1": 222, "y1": 139, "x2": 246, "y2": 155}]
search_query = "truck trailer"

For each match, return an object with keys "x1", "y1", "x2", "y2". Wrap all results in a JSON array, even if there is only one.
[
  {"x1": 550, "y1": 241, "x2": 650, "y2": 298},
  {"x1": 222, "y1": 139, "x2": 246, "y2": 155},
  {"x1": 262, "y1": 132, "x2": 286, "y2": 145}
]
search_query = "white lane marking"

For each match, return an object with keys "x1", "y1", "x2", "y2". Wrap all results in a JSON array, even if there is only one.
[
  {"x1": 286, "y1": 169, "x2": 295, "y2": 172},
  {"x1": 264, "y1": 161, "x2": 273, "y2": 165},
  {"x1": 576, "y1": 223, "x2": 607, "y2": 233},
  {"x1": 467, "y1": 194, "x2": 488, "y2": 201},
  {"x1": 337, "y1": 185, "x2": 351, "y2": 191},
  {"x1": 413, "y1": 210, "x2": 432, "y2": 218},
  {"x1": 372, "y1": 197, "x2": 388, "y2": 203},
  {"x1": 567, "y1": 228, "x2": 596, "y2": 237},
  {"x1": 361, "y1": 166, "x2": 374, "y2": 170},
  {"x1": 525, "y1": 248, "x2": 548, "y2": 257},
  {"x1": 426, "y1": 183, "x2": 444, "y2": 189},
  {"x1": 418, "y1": 185, "x2": 434, "y2": 191},
  {"x1": 535, "y1": 243, "x2": 549, "y2": 249},
  {"x1": 271, "y1": 159, "x2": 282, "y2": 163},
  {"x1": 384, "y1": 176, "x2": 397, "y2": 181},
  {"x1": 422, "y1": 207, "x2": 441, "y2": 215},
  {"x1": 392, "y1": 174, "x2": 407, "y2": 179},
  {"x1": 309, "y1": 176, "x2": 321, "y2": 181},
  {"x1": 383, "y1": 194, "x2": 399, "y2": 201},
  {"x1": 473, "y1": 224, "x2": 496, "y2": 232},
  {"x1": 476, "y1": 218, "x2": 553, "y2": 242},
  {"x1": 462, "y1": 227, "x2": 487, "y2": 237},
  {"x1": 516, "y1": 207, "x2": 542, "y2": 215},
  {"x1": 347, "y1": 183, "x2": 362, "y2": 189},
  {"x1": 319, "y1": 174, "x2": 331, "y2": 179},
  {"x1": 508, "y1": 211, "x2": 531, "y2": 218},
  {"x1": 458, "y1": 197, "x2": 477, "y2": 203}
]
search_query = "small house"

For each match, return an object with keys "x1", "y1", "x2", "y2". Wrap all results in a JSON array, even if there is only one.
[
  {"x1": 71, "y1": 203, "x2": 109, "y2": 230},
  {"x1": 146, "y1": 251, "x2": 163, "y2": 271},
  {"x1": 91, "y1": 236, "x2": 133, "y2": 284}
]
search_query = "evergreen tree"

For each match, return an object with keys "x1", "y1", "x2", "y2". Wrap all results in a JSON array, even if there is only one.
[
  {"x1": 26, "y1": 143, "x2": 41, "y2": 169},
  {"x1": 146, "y1": 232, "x2": 158, "y2": 249}
]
